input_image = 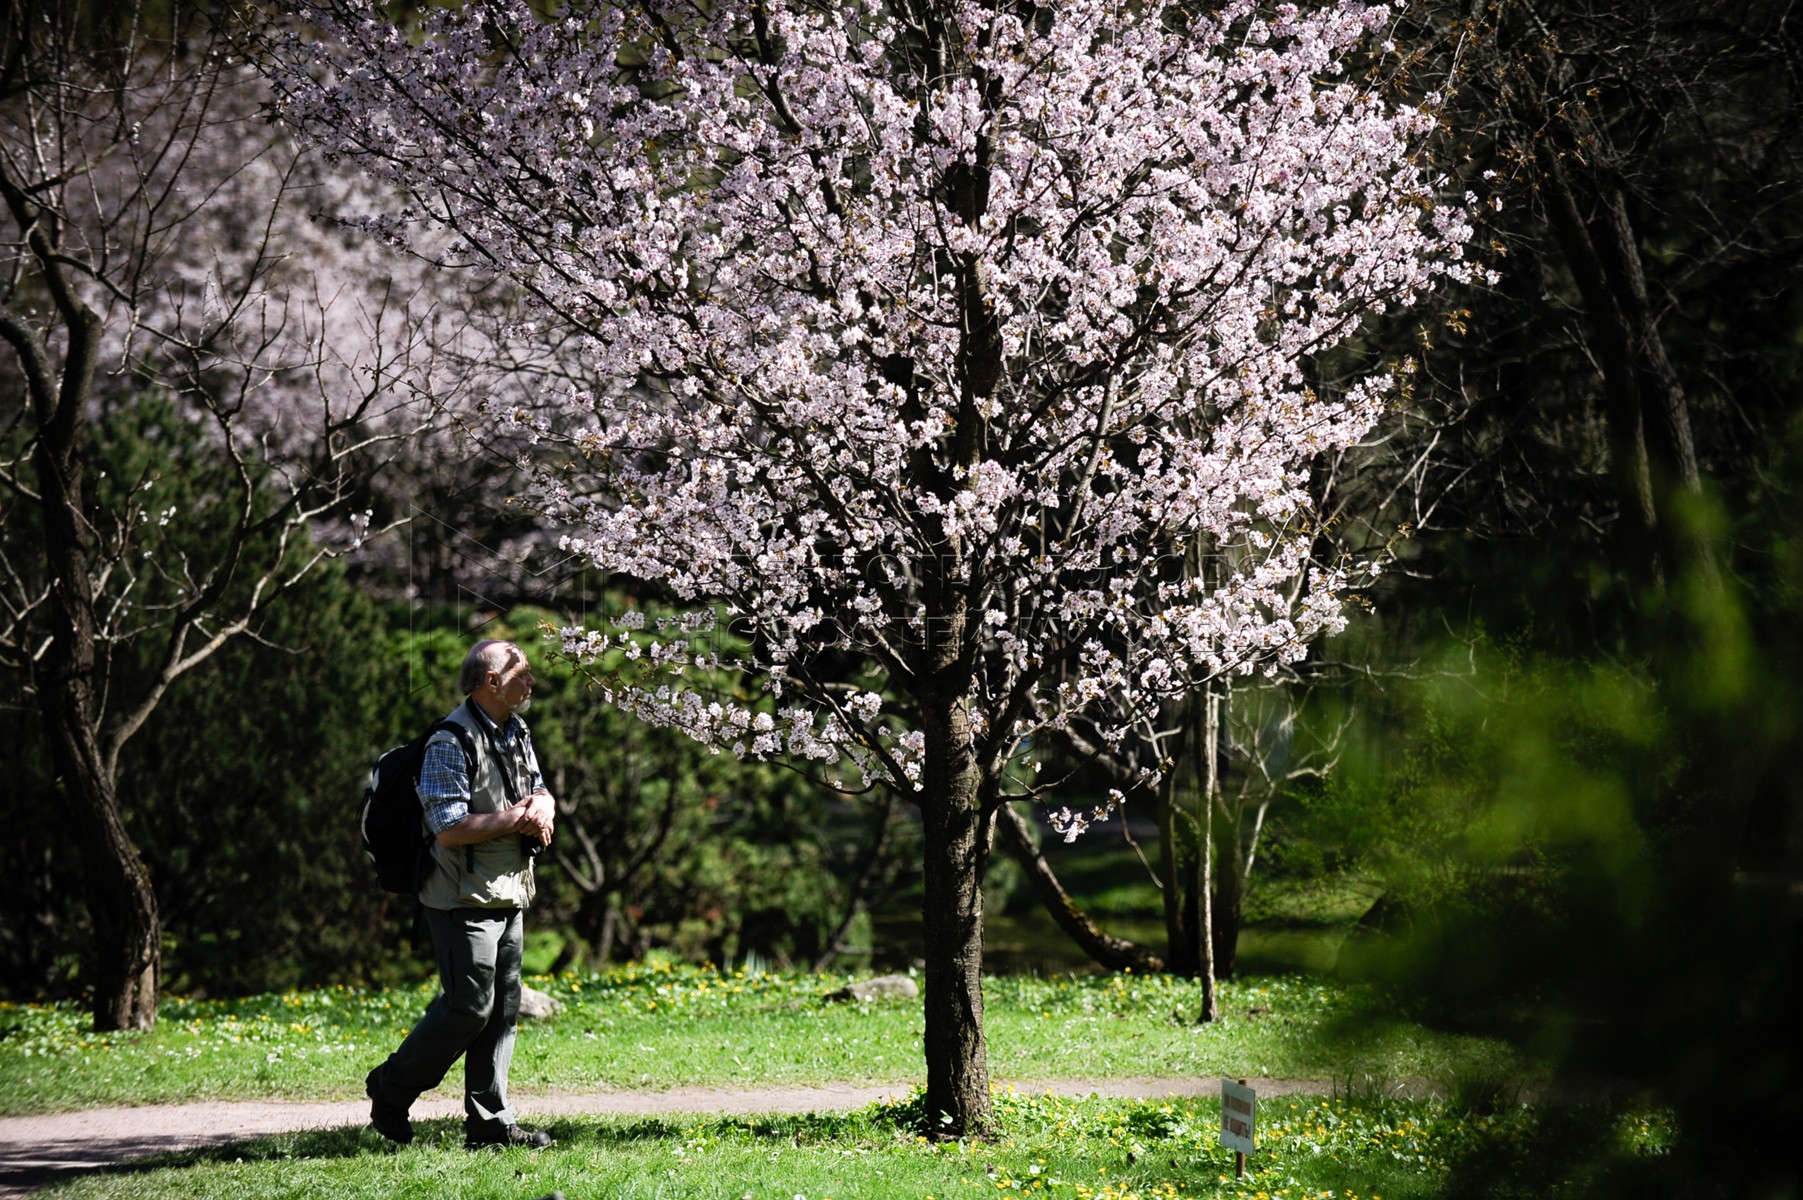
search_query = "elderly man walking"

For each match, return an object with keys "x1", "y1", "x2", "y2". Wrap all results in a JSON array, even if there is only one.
[{"x1": 365, "y1": 639, "x2": 558, "y2": 1149}]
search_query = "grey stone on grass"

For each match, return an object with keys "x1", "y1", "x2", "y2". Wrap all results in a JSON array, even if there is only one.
[
  {"x1": 825, "y1": 975, "x2": 920, "y2": 1003},
  {"x1": 519, "y1": 985, "x2": 564, "y2": 1020}
]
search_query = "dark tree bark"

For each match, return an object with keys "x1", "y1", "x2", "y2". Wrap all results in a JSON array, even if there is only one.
[
  {"x1": 8, "y1": 463, "x2": 157, "y2": 1030},
  {"x1": 1464, "y1": 0, "x2": 1726, "y2": 599},
  {"x1": 1156, "y1": 766, "x2": 1201, "y2": 978},
  {"x1": 0, "y1": 146, "x2": 161, "y2": 1028},
  {"x1": 1209, "y1": 824, "x2": 1244, "y2": 983},
  {"x1": 2, "y1": 3, "x2": 445, "y2": 1027},
  {"x1": 918, "y1": 688, "x2": 994, "y2": 1138},
  {"x1": 1531, "y1": 135, "x2": 1703, "y2": 594},
  {"x1": 913, "y1": 61, "x2": 1002, "y2": 1137}
]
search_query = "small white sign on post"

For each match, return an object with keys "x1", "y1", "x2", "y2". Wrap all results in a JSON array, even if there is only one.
[{"x1": 1220, "y1": 1078, "x2": 1257, "y2": 1156}]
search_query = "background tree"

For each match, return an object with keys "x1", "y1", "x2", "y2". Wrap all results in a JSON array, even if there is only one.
[
  {"x1": 0, "y1": 0, "x2": 485, "y2": 1029},
  {"x1": 1367, "y1": 0, "x2": 1803, "y2": 627},
  {"x1": 1279, "y1": 0, "x2": 1803, "y2": 1191},
  {"x1": 273, "y1": 0, "x2": 1480, "y2": 1133},
  {"x1": 0, "y1": 396, "x2": 413, "y2": 999}
]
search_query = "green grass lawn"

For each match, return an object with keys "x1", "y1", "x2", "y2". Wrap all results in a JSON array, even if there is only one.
[
  {"x1": 4, "y1": 963, "x2": 1677, "y2": 1198},
  {"x1": 0, "y1": 965, "x2": 1525, "y2": 1116},
  {"x1": 31, "y1": 1088, "x2": 1676, "y2": 1200}
]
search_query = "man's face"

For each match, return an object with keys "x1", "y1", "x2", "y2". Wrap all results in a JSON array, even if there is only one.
[{"x1": 491, "y1": 647, "x2": 535, "y2": 716}]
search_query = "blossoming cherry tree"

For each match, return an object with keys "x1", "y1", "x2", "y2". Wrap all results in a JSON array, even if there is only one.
[{"x1": 276, "y1": 0, "x2": 1481, "y2": 1133}]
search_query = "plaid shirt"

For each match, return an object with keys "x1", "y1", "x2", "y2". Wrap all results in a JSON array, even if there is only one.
[{"x1": 418, "y1": 704, "x2": 543, "y2": 835}]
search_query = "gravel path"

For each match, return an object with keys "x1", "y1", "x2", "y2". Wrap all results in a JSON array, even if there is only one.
[{"x1": 0, "y1": 1076, "x2": 1336, "y2": 1198}]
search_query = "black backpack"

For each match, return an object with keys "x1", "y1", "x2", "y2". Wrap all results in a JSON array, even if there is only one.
[{"x1": 360, "y1": 717, "x2": 479, "y2": 894}]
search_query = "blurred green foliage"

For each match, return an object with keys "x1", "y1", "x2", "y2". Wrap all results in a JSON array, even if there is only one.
[{"x1": 1290, "y1": 465, "x2": 1803, "y2": 1196}]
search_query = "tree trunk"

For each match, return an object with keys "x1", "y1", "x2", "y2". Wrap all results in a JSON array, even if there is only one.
[
  {"x1": 1528, "y1": 99, "x2": 1708, "y2": 595},
  {"x1": 1211, "y1": 832, "x2": 1245, "y2": 982},
  {"x1": 50, "y1": 712, "x2": 159, "y2": 1032},
  {"x1": 13, "y1": 256, "x2": 161, "y2": 1029},
  {"x1": 596, "y1": 904, "x2": 619, "y2": 964},
  {"x1": 1156, "y1": 734, "x2": 1201, "y2": 978},
  {"x1": 1180, "y1": 839, "x2": 1203, "y2": 975},
  {"x1": 909, "y1": 43, "x2": 1003, "y2": 1135},
  {"x1": 918, "y1": 690, "x2": 994, "y2": 1138},
  {"x1": 996, "y1": 802, "x2": 1164, "y2": 973},
  {"x1": 1195, "y1": 689, "x2": 1219, "y2": 1023},
  {"x1": 32, "y1": 410, "x2": 160, "y2": 1032}
]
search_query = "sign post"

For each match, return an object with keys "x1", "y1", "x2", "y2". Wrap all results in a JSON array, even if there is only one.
[{"x1": 1220, "y1": 1078, "x2": 1256, "y2": 1179}]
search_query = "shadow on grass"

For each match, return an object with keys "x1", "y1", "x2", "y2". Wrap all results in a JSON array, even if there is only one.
[
  {"x1": 77, "y1": 1122, "x2": 390, "y2": 1182},
  {"x1": 73, "y1": 1106, "x2": 901, "y2": 1192}
]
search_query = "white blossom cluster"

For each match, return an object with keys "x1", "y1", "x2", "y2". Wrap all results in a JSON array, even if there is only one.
[
  {"x1": 276, "y1": 0, "x2": 1482, "y2": 808},
  {"x1": 1048, "y1": 791, "x2": 1124, "y2": 843}
]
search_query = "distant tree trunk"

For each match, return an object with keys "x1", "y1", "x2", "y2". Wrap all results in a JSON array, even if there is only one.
[
  {"x1": 44, "y1": 710, "x2": 159, "y2": 1032},
  {"x1": 596, "y1": 905, "x2": 620, "y2": 964},
  {"x1": 1218, "y1": 780, "x2": 1276, "y2": 982},
  {"x1": 996, "y1": 803, "x2": 1165, "y2": 973},
  {"x1": 918, "y1": 685, "x2": 994, "y2": 1138},
  {"x1": 1211, "y1": 826, "x2": 1245, "y2": 981},
  {"x1": 1157, "y1": 719, "x2": 1201, "y2": 978},
  {"x1": 1518, "y1": 59, "x2": 1708, "y2": 595},
  {"x1": 1041, "y1": 718, "x2": 1191, "y2": 976},
  {"x1": 24, "y1": 304, "x2": 160, "y2": 1031},
  {"x1": 1181, "y1": 850, "x2": 1203, "y2": 974}
]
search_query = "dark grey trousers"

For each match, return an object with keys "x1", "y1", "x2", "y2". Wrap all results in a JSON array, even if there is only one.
[{"x1": 370, "y1": 905, "x2": 522, "y2": 1136}]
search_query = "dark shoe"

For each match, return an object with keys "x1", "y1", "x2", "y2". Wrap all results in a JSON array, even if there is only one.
[
  {"x1": 365, "y1": 1066, "x2": 414, "y2": 1146},
  {"x1": 466, "y1": 1123, "x2": 554, "y2": 1150}
]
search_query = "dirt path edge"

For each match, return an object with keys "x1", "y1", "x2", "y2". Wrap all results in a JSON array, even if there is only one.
[{"x1": 0, "y1": 1076, "x2": 1346, "y2": 1198}]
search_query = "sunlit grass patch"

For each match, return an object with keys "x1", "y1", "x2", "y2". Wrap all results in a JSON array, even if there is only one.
[
  {"x1": 0, "y1": 984, "x2": 412, "y2": 1111},
  {"x1": 0, "y1": 967, "x2": 1532, "y2": 1116}
]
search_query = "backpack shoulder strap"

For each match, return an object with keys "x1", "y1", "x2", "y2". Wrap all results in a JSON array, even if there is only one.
[{"x1": 419, "y1": 717, "x2": 479, "y2": 782}]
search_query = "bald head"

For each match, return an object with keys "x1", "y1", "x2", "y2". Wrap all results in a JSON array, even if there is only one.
[{"x1": 459, "y1": 639, "x2": 523, "y2": 695}]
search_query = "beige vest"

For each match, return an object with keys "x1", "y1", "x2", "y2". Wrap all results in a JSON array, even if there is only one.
[{"x1": 418, "y1": 701, "x2": 538, "y2": 911}]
